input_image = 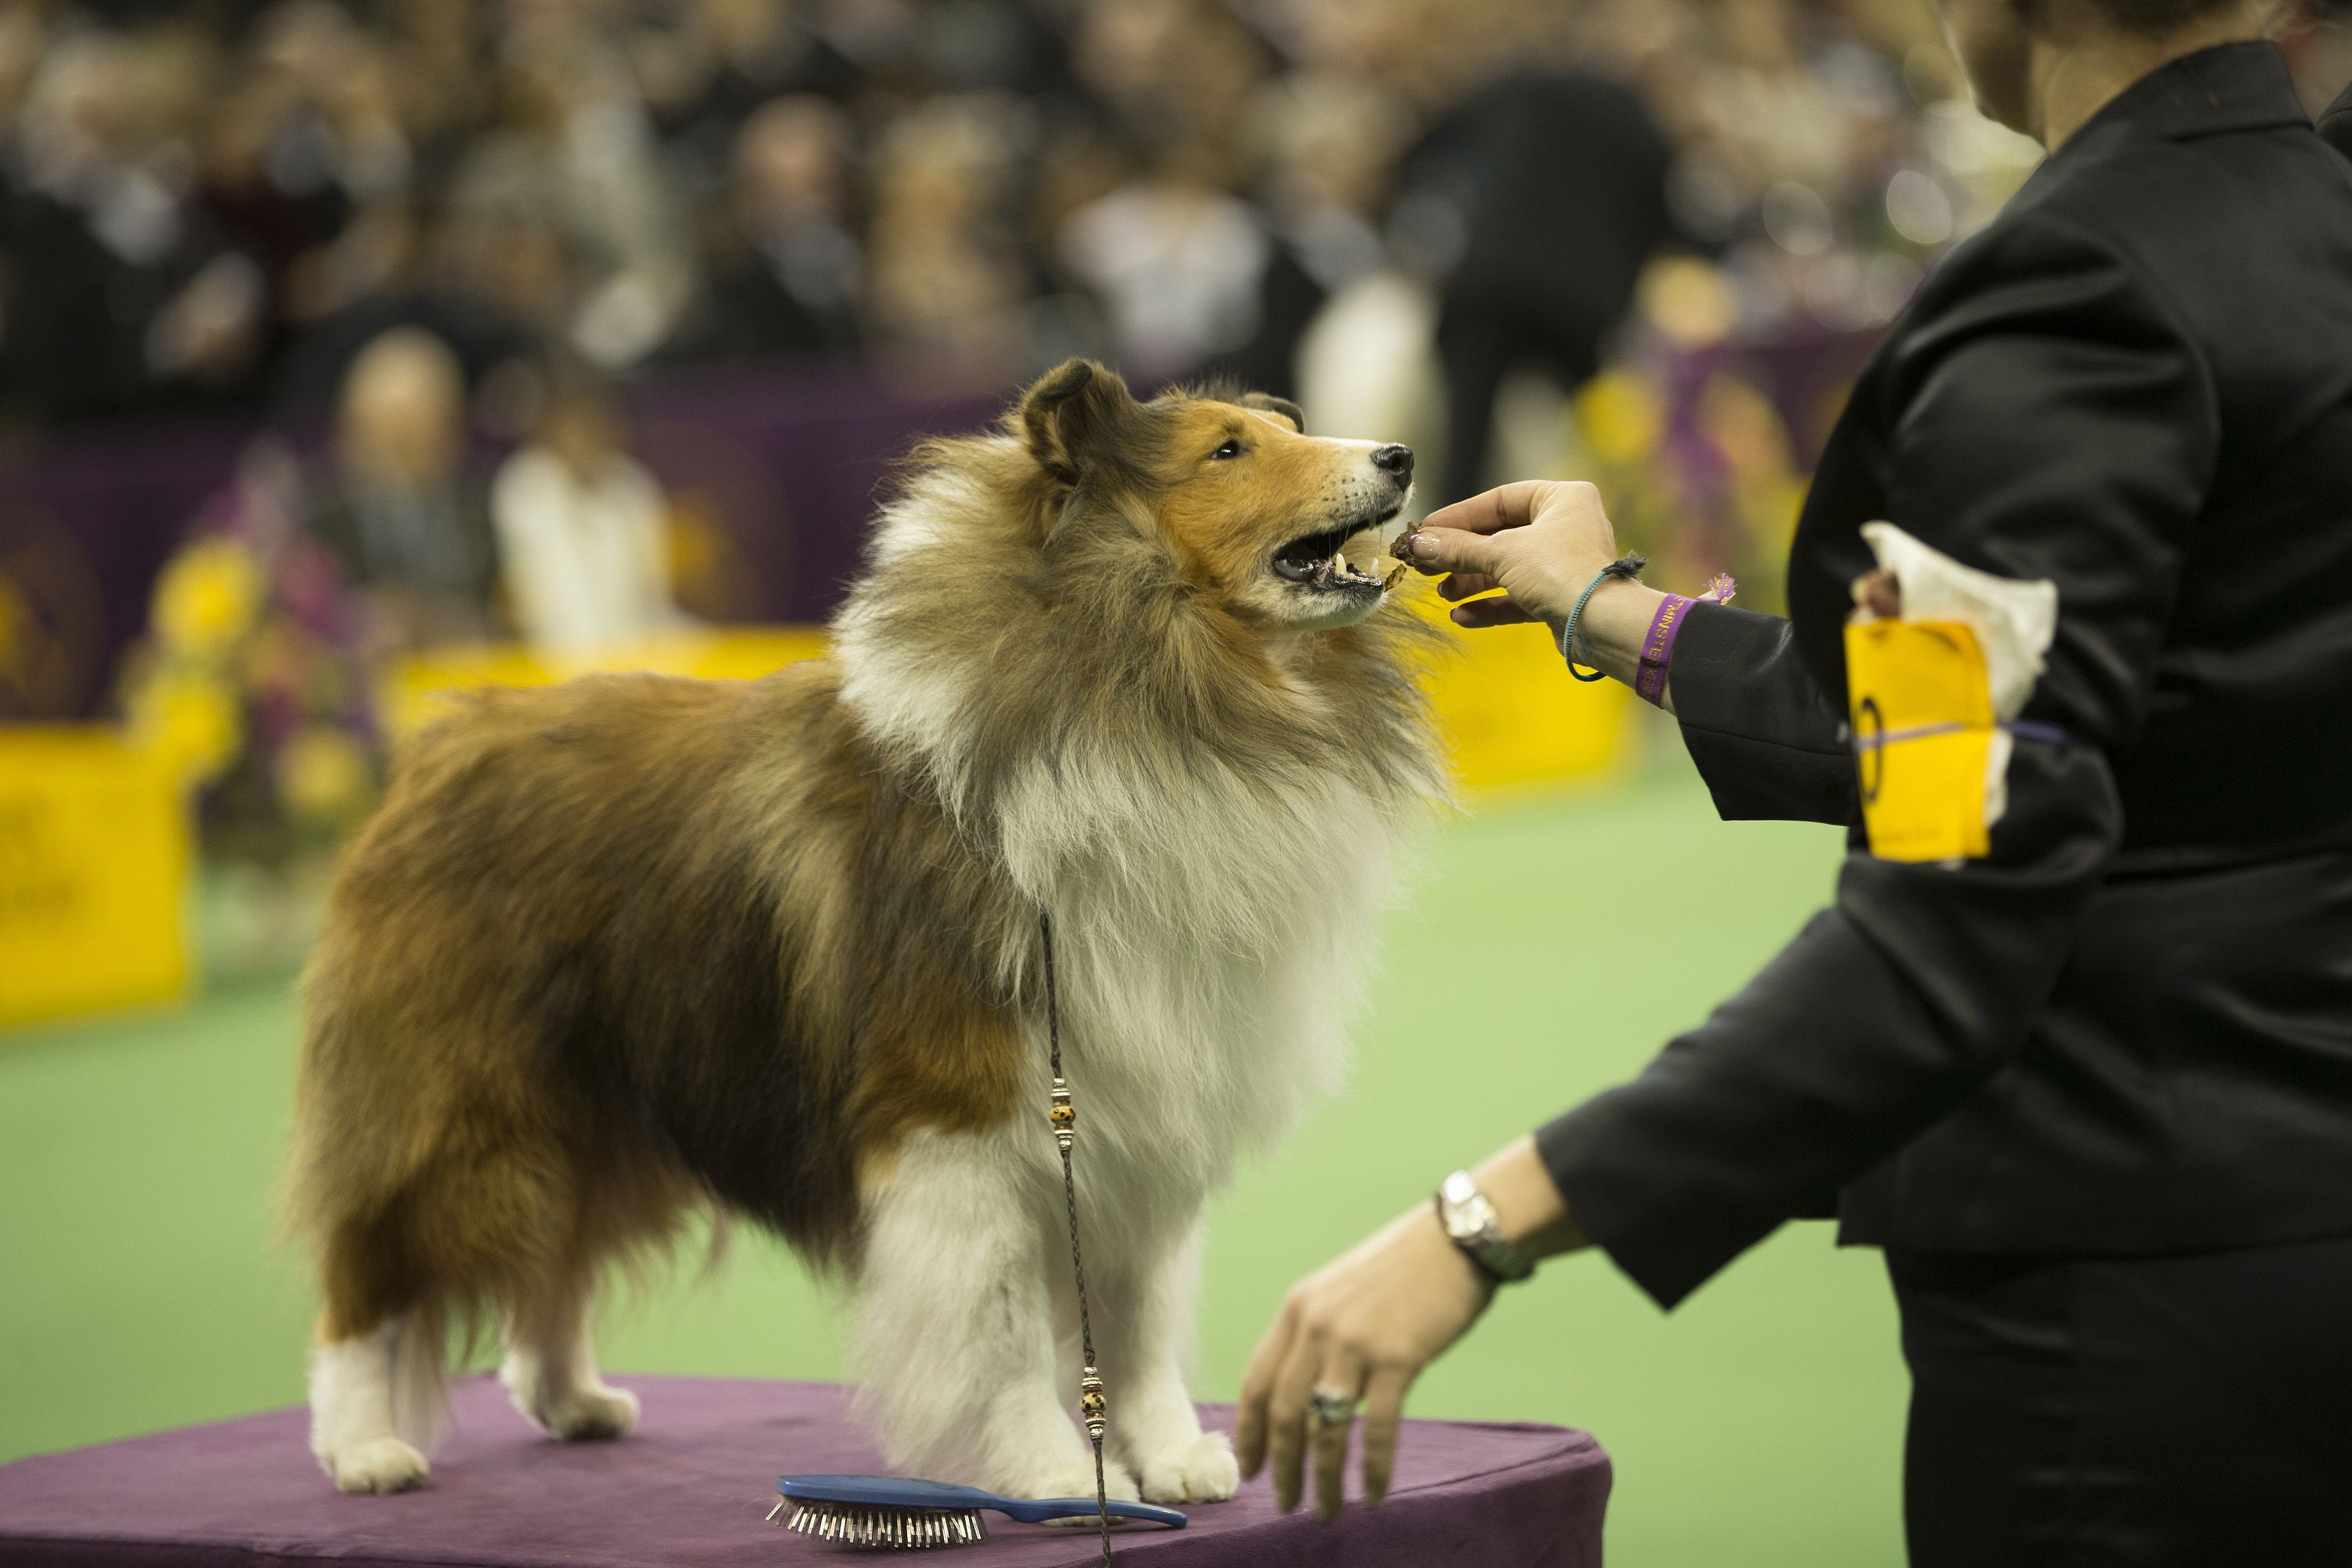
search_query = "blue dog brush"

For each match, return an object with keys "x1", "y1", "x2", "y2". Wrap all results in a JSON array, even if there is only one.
[{"x1": 770, "y1": 1475, "x2": 1187, "y2": 1549}]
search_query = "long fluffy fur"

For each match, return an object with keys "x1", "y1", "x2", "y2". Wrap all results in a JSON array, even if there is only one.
[{"x1": 285, "y1": 361, "x2": 1446, "y2": 1501}]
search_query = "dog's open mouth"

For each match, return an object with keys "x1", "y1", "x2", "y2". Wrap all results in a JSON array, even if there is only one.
[{"x1": 1272, "y1": 514, "x2": 1403, "y2": 593}]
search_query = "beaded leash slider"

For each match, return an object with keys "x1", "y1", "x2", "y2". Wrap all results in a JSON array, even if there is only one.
[{"x1": 1040, "y1": 911, "x2": 1117, "y2": 1566}]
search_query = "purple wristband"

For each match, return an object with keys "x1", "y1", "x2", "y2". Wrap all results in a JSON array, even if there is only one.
[
  {"x1": 1633, "y1": 597, "x2": 1691, "y2": 706},
  {"x1": 1633, "y1": 574, "x2": 1737, "y2": 707}
]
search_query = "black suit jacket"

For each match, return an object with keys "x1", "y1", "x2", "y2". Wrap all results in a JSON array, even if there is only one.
[
  {"x1": 1539, "y1": 44, "x2": 2352, "y2": 1308},
  {"x1": 2322, "y1": 80, "x2": 2352, "y2": 162}
]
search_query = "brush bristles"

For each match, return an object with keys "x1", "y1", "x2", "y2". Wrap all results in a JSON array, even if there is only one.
[{"x1": 775, "y1": 1499, "x2": 989, "y2": 1550}]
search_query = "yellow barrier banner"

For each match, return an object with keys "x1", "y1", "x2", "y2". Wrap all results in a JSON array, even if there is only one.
[
  {"x1": 0, "y1": 728, "x2": 191, "y2": 1030},
  {"x1": 1410, "y1": 594, "x2": 1635, "y2": 793},
  {"x1": 385, "y1": 614, "x2": 1633, "y2": 792},
  {"x1": 380, "y1": 628, "x2": 833, "y2": 739}
]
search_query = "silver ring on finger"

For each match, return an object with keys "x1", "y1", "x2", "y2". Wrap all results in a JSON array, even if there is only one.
[{"x1": 1308, "y1": 1384, "x2": 1359, "y2": 1428}]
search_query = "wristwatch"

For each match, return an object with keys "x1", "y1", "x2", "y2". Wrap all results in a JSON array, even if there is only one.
[{"x1": 1434, "y1": 1171, "x2": 1534, "y2": 1284}]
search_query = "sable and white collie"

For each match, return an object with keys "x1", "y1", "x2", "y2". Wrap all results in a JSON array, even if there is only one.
[{"x1": 284, "y1": 358, "x2": 1446, "y2": 1503}]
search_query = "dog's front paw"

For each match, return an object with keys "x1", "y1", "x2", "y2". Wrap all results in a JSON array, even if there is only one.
[
  {"x1": 1136, "y1": 1431, "x2": 1239, "y2": 1505},
  {"x1": 547, "y1": 1382, "x2": 641, "y2": 1442},
  {"x1": 327, "y1": 1435, "x2": 430, "y2": 1494},
  {"x1": 519, "y1": 1381, "x2": 641, "y2": 1443},
  {"x1": 501, "y1": 1354, "x2": 641, "y2": 1443},
  {"x1": 1000, "y1": 1454, "x2": 1141, "y2": 1515}
]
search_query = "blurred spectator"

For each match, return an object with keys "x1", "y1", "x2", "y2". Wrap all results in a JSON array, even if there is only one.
[
  {"x1": 492, "y1": 362, "x2": 680, "y2": 655},
  {"x1": 1402, "y1": 68, "x2": 1676, "y2": 505},
  {"x1": 1057, "y1": 140, "x2": 1269, "y2": 386},
  {"x1": 1208, "y1": 72, "x2": 1404, "y2": 400},
  {"x1": 0, "y1": 24, "x2": 267, "y2": 426},
  {"x1": 1054, "y1": 0, "x2": 1275, "y2": 382},
  {"x1": 863, "y1": 95, "x2": 1029, "y2": 379},
  {"x1": 304, "y1": 327, "x2": 502, "y2": 649},
  {"x1": 640, "y1": 0, "x2": 857, "y2": 192},
  {"x1": 453, "y1": 10, "x2": 691, "y2": 369},
  {"x1": 665, "y1": 94, "x2": 863, "y2": 364},
  {"x1": 195, "y1": 3, "x2": 407, "y2": 354}
]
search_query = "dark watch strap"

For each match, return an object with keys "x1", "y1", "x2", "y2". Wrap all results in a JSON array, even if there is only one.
[{"x1": 1435, "y1": 1171, "x2": 1535, "y2": 1283}]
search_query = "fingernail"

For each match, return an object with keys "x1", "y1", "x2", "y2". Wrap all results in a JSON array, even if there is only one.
[{"x1": 1391, "y1": 531, "x2": 1423, "y2": 562}]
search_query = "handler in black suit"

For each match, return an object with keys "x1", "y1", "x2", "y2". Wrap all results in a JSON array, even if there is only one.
[
  {"x1": 2324, "y1": 74, "x2": 2352, "y2": 158},
  {"x1": 1233, "y1": 3, "x2": 2352, "y2": 1563}
]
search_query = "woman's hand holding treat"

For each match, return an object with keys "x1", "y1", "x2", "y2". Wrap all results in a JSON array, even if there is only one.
[{"x1": 1395, "y1": 481, "x2": 1670, "y2": 699}]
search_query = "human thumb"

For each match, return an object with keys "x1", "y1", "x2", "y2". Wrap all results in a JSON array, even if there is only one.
[{"x1": 1393, "y1": 525, "x2": 1508, "y2": 580}]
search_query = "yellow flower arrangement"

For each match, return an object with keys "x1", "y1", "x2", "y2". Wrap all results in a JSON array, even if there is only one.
[
  {"x1": 274, "y1": 724, "x2": 372, "y2": 824},
  {"x1": 125, "y1": 667, "x2": 242, "y2": 786},
  {"x1": 151, "y1": 538, "x2": 263, "y2": 661},
  {"x1": 1574, "y1": 370, "x2": 1664, "y2": 469}
]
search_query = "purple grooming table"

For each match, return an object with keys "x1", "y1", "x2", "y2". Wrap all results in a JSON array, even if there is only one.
[{"x1": 0, "y1": 1376, "x2": 1610, "y2": 1566}]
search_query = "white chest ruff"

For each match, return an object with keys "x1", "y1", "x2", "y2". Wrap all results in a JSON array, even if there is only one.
[
  {"x1": 1004, "y1": 751, "x2": 1405, "y2": 1205},
  {"x1": 837, "y1": 568, "x2": 1432, "y2": 1210}
]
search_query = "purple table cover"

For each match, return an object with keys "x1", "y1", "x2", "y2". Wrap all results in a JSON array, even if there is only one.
[{"x1": 0, "y1": 1376, "x2": 1610, "y2": 1567}]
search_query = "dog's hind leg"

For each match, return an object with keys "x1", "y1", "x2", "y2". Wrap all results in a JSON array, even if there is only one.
[
  {"x1": 499, "y1": 1269, "x2": 639, "y2": 1443},
  {"x1": 310, "y1": 1316, "x2": 437, "y2": 1494},
  {"x1": 307, "y1": 1216, "x2": 444, "y2": 1494}
]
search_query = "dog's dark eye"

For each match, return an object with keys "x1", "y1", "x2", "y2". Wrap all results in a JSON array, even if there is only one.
[{"x1": 1209, "y1": 438, "x2": 1245, "y2": 461}]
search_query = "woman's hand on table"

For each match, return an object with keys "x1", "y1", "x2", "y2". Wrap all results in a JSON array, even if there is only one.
[
  {"x1": 1232, "y1": 1137, "x2": 1591, "y2": 1522},
  {"x1": 1396, "y1": 480, "x2": 1666, "y2": 691}
]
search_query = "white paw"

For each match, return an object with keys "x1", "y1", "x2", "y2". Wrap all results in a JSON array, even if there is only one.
[
  {"x1": 327, "y1": 1435, "x2": 430, "y2": 1494},
  {"x1": 526, "y1": 1382, "x2": 641, "y2": 1443},
  {"x1": 1000, "y1": 1454, "x2": 1141, "y2": 1517},
  {"x1": 1135, "y1": 1431, "x2": 1239, "y2": 1504}
]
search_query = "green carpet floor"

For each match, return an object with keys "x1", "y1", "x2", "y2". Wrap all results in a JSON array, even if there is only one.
[{"x1": 0, "y1": 771, "x2": 1906, "y2": 1565}]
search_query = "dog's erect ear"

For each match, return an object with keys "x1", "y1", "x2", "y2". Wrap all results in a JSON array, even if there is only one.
[
  {"x1": 1018, "y1": 359, "x2": 1143, "y2": 485},
  {"x1": 1238, "y1": 392, "x2": 1304, "y2": 434}
]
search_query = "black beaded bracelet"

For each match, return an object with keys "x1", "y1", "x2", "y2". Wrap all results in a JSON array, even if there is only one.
[{"x1": 1559, "y1": 553, "x2": 1649, "y2": 682}]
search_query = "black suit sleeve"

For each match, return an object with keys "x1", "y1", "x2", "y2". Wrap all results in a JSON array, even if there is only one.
[
  {"x1": 2321, "y1": 83, "x2": 2352, "y2": 163},
  {"x1": 1537, "y1": 212, "x2": 2217, "y2": 1308},
  {"x1": 1670, "y1": 603, "x2": 1856, "y2": 825}
]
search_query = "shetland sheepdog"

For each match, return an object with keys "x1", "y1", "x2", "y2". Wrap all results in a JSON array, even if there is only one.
[{"x1": 285, "y1": 358, "x2": 1446, "y2": 1503}]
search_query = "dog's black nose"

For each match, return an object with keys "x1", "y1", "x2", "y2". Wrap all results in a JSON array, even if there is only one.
[{"x1": 1372, "y1": 444, "x2": 1414, "y2": 485}]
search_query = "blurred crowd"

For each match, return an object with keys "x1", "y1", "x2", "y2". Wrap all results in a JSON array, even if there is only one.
[
  {"x1": 0, "y1": 0, "x2": 2056, "y2": 443},
  {"x1": 7, "y1": 0, "x2": 2344, "y2": 962},
  {"x1": 6, "y1": 0, "x2": 2349, "y2": 442}
]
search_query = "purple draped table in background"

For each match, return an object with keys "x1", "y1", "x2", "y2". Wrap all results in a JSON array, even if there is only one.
[
  {"x1": 0, "y1": 364, "x2": 1004, "y2": 722},
  {"x1": 0, "y1": 1376, "x2": 1610, "y2": 1566},
  {"x1": 0, "y1": 330, "x2": 1878, "y2": 725}
]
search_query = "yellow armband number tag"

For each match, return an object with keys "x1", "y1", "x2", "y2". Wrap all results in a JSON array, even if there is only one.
[{"x1": 1846, "y1": 619, "x2": 1995, "y2": 863}]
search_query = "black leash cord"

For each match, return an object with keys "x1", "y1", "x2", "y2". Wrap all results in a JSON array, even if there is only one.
[{"x1": 1040, "y1": 911, "x2": 1114, "y2": 1566}]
